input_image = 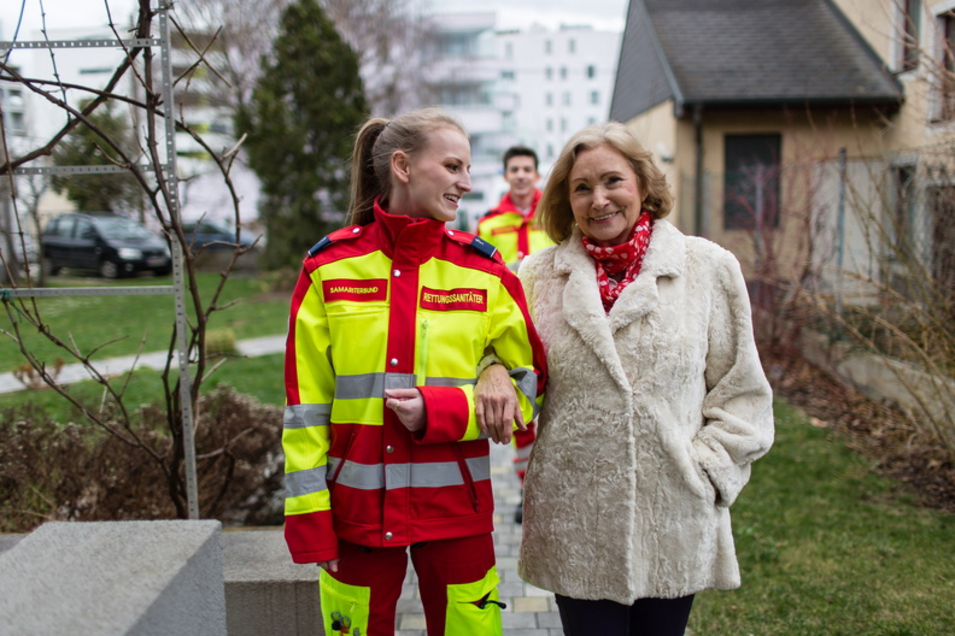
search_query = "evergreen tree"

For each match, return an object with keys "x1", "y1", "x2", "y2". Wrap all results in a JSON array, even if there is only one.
[
  {"x1": 51, "y1": 102, "x2": 142, "y2": 215},
  {"x1": 237, "y1": 0, "x2": 368, "y2": 270}
]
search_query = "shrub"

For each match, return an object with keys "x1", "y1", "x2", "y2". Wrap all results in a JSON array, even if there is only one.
[{"x1": 0, "y1": 385, "x2": 284, "y2": 533}]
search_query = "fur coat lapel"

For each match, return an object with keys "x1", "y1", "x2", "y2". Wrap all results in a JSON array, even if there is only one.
[{"x1": 552, "y1": 220, "x2": 685, "y2": 391}]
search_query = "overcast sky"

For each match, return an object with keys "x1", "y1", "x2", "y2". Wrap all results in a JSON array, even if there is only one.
[{"x1": 2, "y1": 0, "x2": 628, "y2": 40}]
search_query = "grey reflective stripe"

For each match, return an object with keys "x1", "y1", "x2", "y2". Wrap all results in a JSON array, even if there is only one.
[
  {"x1": 283, "y1": 403, "x2": 331, "y2": 429},
  {"x1": 426, "y1": 377, "x2": 477, "y2": 387},
  {"x1": 285, "y1": 466, "x2": 328, "y2": 498},
  {"x1": 510, "y1": 366, "x2": 540, "y2": 418},
  {"x1": 335, "y1": 372, "x2": 416, "y2": 399},
  {"x1": 327, "y1": 456, "x2": 491, "y2": 490},
  {"x1": 335, "y1": 372, "x2": 477, "y2": 399}
]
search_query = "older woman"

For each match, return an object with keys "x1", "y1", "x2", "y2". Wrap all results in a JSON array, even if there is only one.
[{"x1": 512, "y1": 122, "x2": 774, "y2": 635}]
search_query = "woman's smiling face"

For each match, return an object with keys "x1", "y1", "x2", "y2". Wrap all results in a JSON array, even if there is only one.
[
  {"x1": 401, "y1": 126, "x2": 472, "y2": 223},
  {"x1": 568, "y1": 144, "x2": 645, "y2": 247}
]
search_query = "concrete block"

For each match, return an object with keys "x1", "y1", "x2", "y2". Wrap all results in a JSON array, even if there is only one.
[
  {"x1": 0, "y1": 533, "x2": 24, "y2": 555},
  {"x1": 0, "y1": 520, "x2": 225, "y2": 636},
  {"x1": 222, "y1": 528, "x2": 322, "y2": 636}
]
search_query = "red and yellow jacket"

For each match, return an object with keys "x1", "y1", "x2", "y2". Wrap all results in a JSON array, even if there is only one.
[
  {"x1": 283, "y1": 201, "x2": 546, "y2": 564},
  {"x1": 476, "y1": 190, "x2": 553, "y2": 270}
]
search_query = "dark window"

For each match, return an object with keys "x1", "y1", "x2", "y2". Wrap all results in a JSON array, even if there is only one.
[
  {"x1": 939, "y1": 11, "x2": 955, "y2": 120},
  {"x1": 723, "y1": 134, "x2": 781, "y2": 231},
  {"x1": 891, "y1": 165, "x2": 917, "y2": 259},
  {"x1": 926, "y1": 186, "x2": 955, "y2": 313},
  {"x1": 901, "y1": 0, "x2": 921, "y2": 72},
  {"x1": 587, "y1": 64, "x2": 596, "y2": 79}
]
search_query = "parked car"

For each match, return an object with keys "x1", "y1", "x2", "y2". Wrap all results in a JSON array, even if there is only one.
[
  {"x1": 41, "y1": 213, "x2": 172, "y2": 278},
  {"x1": 180, "y1": 220, "x2": 249, "y2": 252}
]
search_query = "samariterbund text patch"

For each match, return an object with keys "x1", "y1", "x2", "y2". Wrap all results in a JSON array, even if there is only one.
[
  {"x1": 420, "y1": 287, "x2": 488, "y2": 312},
  {"x1": 322, "y1": 279, "x2": 388, "y2": 302}
]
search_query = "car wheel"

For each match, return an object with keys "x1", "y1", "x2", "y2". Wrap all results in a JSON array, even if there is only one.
[
  {"x1": 41, "y1": 258, "x2": 61, "y2": 277},
  {"x1": 99, "y1": 259, "x2": 120, "y2": 279}
]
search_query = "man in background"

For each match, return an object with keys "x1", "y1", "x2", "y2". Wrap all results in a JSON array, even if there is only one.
[{"x1": 477, "y1": 146, "x2": 553, "y2": 272}]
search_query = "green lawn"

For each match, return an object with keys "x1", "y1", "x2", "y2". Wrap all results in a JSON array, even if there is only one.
[
  {"x1": 0, "y1": 353, "x2": 286, "y2": 420},
  {"x1": 689, "y1": 400, "x2": 955, "y2": 635},
  {"x1": 0, "y1": 272, "x2": 290, "y2": 374}
]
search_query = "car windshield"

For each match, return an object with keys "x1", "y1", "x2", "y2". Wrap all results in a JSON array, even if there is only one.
[{"x1": 92, "y1": 217, "x2": 154, "y2": 240}]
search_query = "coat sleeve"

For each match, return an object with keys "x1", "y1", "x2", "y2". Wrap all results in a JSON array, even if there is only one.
[
  {"x1": 693, "y1": 252, "x2": 775, "y2": 508},
  {"x1": 416, "y1": 267, "x2": 547, "y2": 444},
  {"x1": 282, "y1": 266, "x2": 339, "y2": 563}
]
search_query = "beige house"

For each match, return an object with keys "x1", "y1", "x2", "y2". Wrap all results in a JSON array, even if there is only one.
[{"x1": 610, "y1": 0, "x2": 955, "y2": 307}]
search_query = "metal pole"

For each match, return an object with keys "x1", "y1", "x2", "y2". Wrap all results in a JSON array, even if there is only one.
[
  {"x1": 836, "y1": 147, "x2": 847, "y2": 337},
  {"x1": 159, "y1": 0, "x2": 199, "y2": 520}
]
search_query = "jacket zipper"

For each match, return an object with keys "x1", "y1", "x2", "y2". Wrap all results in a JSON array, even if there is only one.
[{"x1": 416, "y1": 319, "x2": 430, "y2": 386}]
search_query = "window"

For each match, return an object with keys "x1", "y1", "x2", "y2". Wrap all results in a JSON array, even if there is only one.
[
  {"x1": 890, "y1": 165, "x2": 917, "y2": 259},
  {"x1": 501, "y1": 70, "x2": 515, "y2": 81},
  {"x1": 590, "y1": 90, "x2": 600, "y2": 105},
  {"x1": 545, "y1": 67, "x2": 553, "y2": 81},
  {"x1": 569, "y1": 38, "x2": 576, "y2": 54},
  {"x1": 560, "y1": 117, "x2": 567, "y2": 132},
  {"x1": 723, "y1": 134, "x2": 782, "y2": 230},
  {"x1": 437, "y1": 84, "x2": 489, "y2": 106},
  {"x1": 900, "y1": 0, "x2": 921, "y2": 71},
  {"x1": 437, "y1": 33, "x2": 476, "y2": 57},
  {"x1": 926, "y1": 185, "x2": 955, "y2": 309},
  {"x1": 545, "y1": 39, "x2": 552, "y2": 55},
  {"x1": 505, "y1": 42, "x2": 513, "y2": 60},
  {"x1": 563, "y1": 91, "x2": 572, "y2": 106},
  {"x1": 547, "y1": 143, "x2": 554, "y2": 159},
  {"x1": 503, "y1": 111, "x2": 516, "y2": 133},
  {"x1": 560, "y1": 66, "x2": 568, "y2": 80},
  {"x1": 546, "y1": 118, "x2": 554, "y2": 132},
  {"x1": 587, "y1": 64, "x2": 596, "y2": 79},
  {"x1": 546, "y1": 92, "x2": 553, "y2": 107},
  {"x1": 938, "y1": 10, "x2": 955, "y2": 120}
]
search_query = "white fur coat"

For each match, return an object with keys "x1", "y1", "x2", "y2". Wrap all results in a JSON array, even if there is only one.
[{"x1": 517, "y1": 219, "x2": 774, "y2": 604}]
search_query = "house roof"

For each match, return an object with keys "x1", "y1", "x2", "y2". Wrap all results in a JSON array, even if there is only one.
[{"x1": 610, "y1": 0, "x2": 904, "y2": 122}]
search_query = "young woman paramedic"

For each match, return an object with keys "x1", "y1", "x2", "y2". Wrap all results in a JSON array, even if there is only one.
[{"x1": 282, "y1": 107, "x2": 546, "y2": 636}]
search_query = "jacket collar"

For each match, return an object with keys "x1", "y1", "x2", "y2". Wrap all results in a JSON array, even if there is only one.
[
  {"x1": 552, "y1": 219, "x2": 685, "y2": 390},
  {"x1": 493, "y1": 189, "x2": 542, "y2": 220},
  {"x1": 374, "y1": 198, "x2": 446, "y2": 263}
]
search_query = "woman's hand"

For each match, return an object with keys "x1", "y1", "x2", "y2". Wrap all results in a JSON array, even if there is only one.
[
  {"x1": 318, "y1": 558, "x2": 340, "y2": 573},
  {"x1": 475, "y1": 363, "x2": 525, "y2": 445},
  {"x1": 384, "y1": 388, "x2": 426, "y2": 433}
]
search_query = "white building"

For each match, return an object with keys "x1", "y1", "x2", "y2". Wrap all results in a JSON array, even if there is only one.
[{"x1": 430, "y1": 13, "x2": 622, "y2": 231}]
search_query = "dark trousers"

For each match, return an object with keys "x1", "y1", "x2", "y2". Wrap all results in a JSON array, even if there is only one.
[{"x1": 555, "y1": 593, "x2": 695, "y2": 636}]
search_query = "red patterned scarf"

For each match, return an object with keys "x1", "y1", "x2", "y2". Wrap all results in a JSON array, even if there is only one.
[{"x1": 581, "y1": 210, "x2": 653, "y2": 312}]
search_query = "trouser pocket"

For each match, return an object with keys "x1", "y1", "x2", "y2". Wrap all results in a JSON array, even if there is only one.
[
  {"x1": 444, "y1": 565, "x2": 504, "y2": 636},
  {"x1": 319, "y1": 569, "x2": 370, "y2": 635}
]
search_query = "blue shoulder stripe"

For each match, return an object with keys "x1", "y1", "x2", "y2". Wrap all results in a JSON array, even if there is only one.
[
  {"x1": 307, "y1": 235, "x2": 333, "y2": 257},
  {"x1": 469, "y1": 235, "x2": 498, "y2": 259}
]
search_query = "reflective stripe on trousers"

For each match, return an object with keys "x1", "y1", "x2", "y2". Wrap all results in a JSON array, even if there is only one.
[{"x1": 320, "y1": 534, "x2": 501, "y2": 635}]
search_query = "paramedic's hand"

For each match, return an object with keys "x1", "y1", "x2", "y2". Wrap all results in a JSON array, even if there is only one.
[
  {"x1": 385, "y1": 388, "x2": 426, "y2": 433},
  {"x1": 318, "y1": 558, "x2": 340, "y2": 573},
  {"x1": 475, "y1": 363, "x2": 525, "y2": 445}
]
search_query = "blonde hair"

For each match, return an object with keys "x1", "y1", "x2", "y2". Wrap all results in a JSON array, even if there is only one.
[
  {"x1": 347, "y1": 107, "x2": 468, "y2": 225},
  {"x1": 537, "y1": 122, "x2": 673, "y2": 243}
]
